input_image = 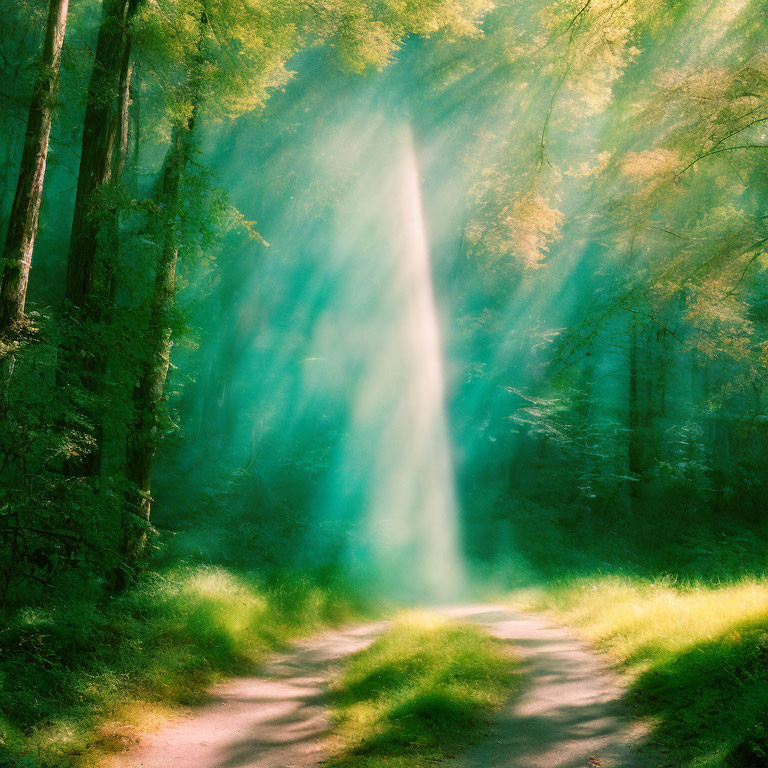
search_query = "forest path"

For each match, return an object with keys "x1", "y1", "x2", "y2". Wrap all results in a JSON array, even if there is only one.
[
  {"x1": 445, "y1": 605, "x2": 654, "y2": 768},
  {"x1": 108, "y1": 621, "x2": 387, "y2": 768},
  {"x1": 109, "y1": 606, "x2": 652, "y2": 768}
]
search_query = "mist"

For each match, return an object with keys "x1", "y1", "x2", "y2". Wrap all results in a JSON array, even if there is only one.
[
  {"x1": 4, "y1": 2, "x2": 768, "y2": 766},
  {"x1": 2, "y1": 0, "x2": 767, "y2": 600}
]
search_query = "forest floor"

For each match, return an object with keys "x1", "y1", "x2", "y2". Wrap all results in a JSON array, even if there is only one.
[
  {"x1": 444, "y1": 606, "x2": 655, "y2": 768},
  {"x1": 106, "y1": 621, "x2": 386, "y2": 768},
  {"x1": 106, "y1": 605, "x2": 652, "y2": 768},
  {"x1": 520, "y1": 575, "x2": 768, "y2": 767}
]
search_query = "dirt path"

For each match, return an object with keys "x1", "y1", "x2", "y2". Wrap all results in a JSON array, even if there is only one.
[
  {"x1": 446, "y1": 605, "x2": 653, "y2": 768},
  {"x1": 109, "y1": 622, "x2": 386, "y2": 768},
  {"x1": 110, "y1": 606, "x2": 652, "y2": 768}
]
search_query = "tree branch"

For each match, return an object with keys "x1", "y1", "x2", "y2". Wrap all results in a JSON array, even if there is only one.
[{"x1": 676, "y1": 144, "x2": 768, "y2": 179}]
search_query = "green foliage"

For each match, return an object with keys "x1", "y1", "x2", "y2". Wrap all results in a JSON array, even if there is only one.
[
  {"x1": 0, "y1": 566, "x2": 365, "y2": 768},
  {"x1": 0, "y1": 313, "x2": 125, "y2": 599},
  {"x1": 134, "y1": 0, "x2": 489, "y2": 129},
  {"x1": 2, "y1": 0, "x2": 764, "y2": 597},
  {"x1": 0, "y1": 0, "x2": 493, "y2": 598},
  {"x1": 521, "y1": 575, "x2": 768, "y2": 768},
  {"x1": 448, "y1": 0, "x2": 768, "y2": 578},
  {"x1": 327, "y1": 612, "x2": 520, "y2": 768},
  {"x1": 2, "y1": 2, "x2": 768, "y2": 763}
]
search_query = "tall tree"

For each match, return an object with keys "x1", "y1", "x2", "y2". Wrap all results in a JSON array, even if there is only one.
[
  {"x1": 64, "y1": 0, "x2": 138, "y2": 307},
  {"x1": 0, "y1": 0, "x2": 69, "y2": 331},
  {"x1": 115, "y1": 0, "x2": 491, "y2": 572},
  {"x1": 59, "y1": 0, "x2": 139, "y2": 478},
  {"x1": 121, "y1": 18, "x2": 205, "y2": 572}
]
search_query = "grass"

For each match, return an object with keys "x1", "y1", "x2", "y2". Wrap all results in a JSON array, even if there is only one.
[
  {"x1": 0, "y1": 566, "x2": 364, "y2": 768},
  {"x1": 518, "y1": 574, "x2": 768, "y2": 768},
  {"x1": 326, "y1": 611, "x2": 521, "y2": 768}
]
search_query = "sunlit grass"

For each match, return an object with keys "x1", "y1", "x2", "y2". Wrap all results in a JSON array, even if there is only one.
[
  {"x1": 518, "y1": 575, "x2": 768, "y2": 768},
  {"x1": 0, "y1": 567, "x2": 364, "y2": 768},
  {"x1": 326, "y1": 611, "x2": 521, "y2": 768}
]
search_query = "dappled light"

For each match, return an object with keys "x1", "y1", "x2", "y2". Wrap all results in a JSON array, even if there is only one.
[{"x1": 1, "y1": 0, "x2": 768, "y2": 766}]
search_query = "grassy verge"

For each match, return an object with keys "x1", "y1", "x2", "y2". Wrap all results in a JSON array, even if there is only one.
[
  {"x1": 326, "y1": 611, "x2": 521, "y2": 768},
  {"x1": 0, "y1": 566, "x2": 364, "y2": 768},
  {"x1": 519, "y1": 575, "x2": 768, "y2": 768}
]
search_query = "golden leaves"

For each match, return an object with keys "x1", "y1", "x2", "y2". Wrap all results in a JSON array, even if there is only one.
[
  {"x1": 467, "y1": 189, "x2": 564, "y2": 271},
  {"x1": 621, "y1": 149, "x2": 678, "y2": 192},
  {"x1": 506, "y1": 193, "x2": 565, "y2": 268},
  {"x1": 332, "y1": 0, "x2": 490, "y2": 73},
  {"x1": 565, "y1": 150, "x2": 611, "y2": 178}
]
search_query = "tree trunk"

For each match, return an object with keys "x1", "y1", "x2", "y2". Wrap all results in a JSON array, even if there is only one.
[
  {"x1": 64, "y1": 0, "x2": 138, "y2": 306},
  {"x1": 121, "y1": 81, "x2": 202, "y2": 574},
  {"x1": 122, "y1": 228, "x2": 179, "y2": 569},
  {"x1": 628, "y1": 321, "x2": 642, "y2": 480},
  {"x1": 102, "y1": 59, "x2": 134, "y2": 294},
  {"x1": 116, "y1": 11, "x2": 208, "y2": 581},
  {"x1": 627, "y1": 320, "x2": 646, "y2": 527},
  {"x1": 82, "y1": 60, "x2": 134, "y2": 476},
  {"x1": 60, "y1": 0, "x2": 138, "y2": 478},
  {"x1": 123, "y1": 183, "x2": 180, "y2": 565},
  {"x1": 0, "y1": 0, "x2": 69, "y2": 331}
]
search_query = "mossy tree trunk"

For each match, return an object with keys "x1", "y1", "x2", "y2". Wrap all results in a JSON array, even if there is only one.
[
  {"x1": 122, "y1": 130, "x2": 185, "y2": 570},
  {"x1": 120, "y1": 19, "x2": 205, "y2": 576},
  {"x1": 0, "y1": 0, "x2": 69, "y2": 331},
  {"x1": 64, "y1": 0, "x2": 138, "y2": 306},
  {"x1": 60, "y1": 0, "x2": 139, "y2": 478}
]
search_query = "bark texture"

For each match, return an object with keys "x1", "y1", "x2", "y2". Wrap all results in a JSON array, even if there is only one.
[
  {"x1": 0, "y1": 0, "x2": 69, "y2": 330},
  {"x1": 60, "y1": 0, "x2": 137, "y2": 479},
  {"x1": 122, "y1": 62, "x2": 202, "y2": 570},
  {"x1": 64, "y1": 0, "x2": 137, "y2": 306},
  {"x1": 122, "y1": 141, "x2": 182, "y2": 565}
]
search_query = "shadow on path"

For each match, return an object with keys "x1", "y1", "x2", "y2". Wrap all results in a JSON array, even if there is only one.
[
  {"x1": 109, "y1": 607, "x2": 657, "y2": 768},
  {"x1": 109, "y1": 622, "x2": 385, "y2": 768},
  {"x1": 443, "y1": 605, "x2": 658, "y2": 768}
]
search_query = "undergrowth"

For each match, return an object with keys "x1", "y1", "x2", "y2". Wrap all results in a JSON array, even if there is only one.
[
  {"x1": 326, "y1": 611, "x2": 521, "y2": 768},
  {"x1": 0, "y1": 566, "x2": 364, "y2": 768},
  {"x1": 520, "y1": 575, "x2": 768, "y2": 768}
]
